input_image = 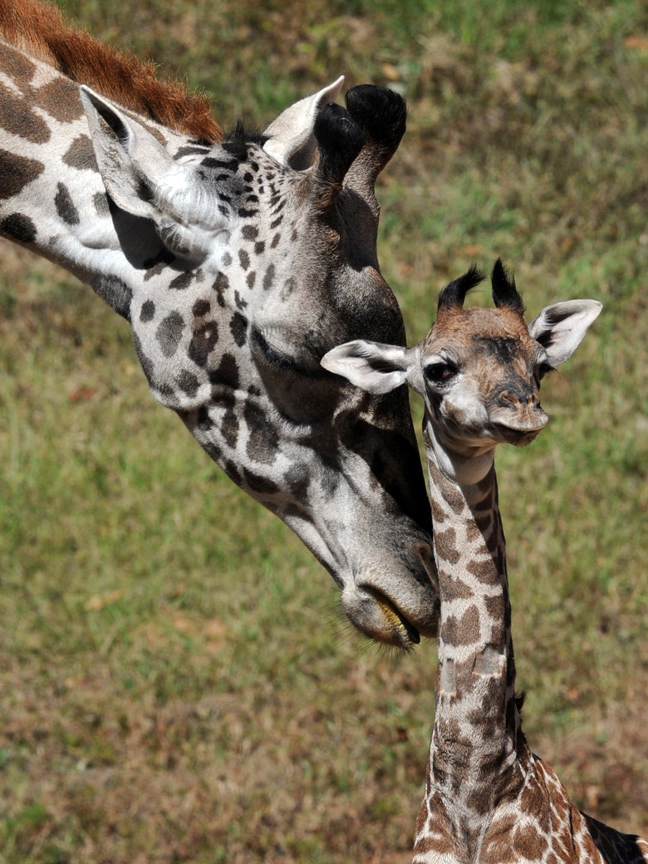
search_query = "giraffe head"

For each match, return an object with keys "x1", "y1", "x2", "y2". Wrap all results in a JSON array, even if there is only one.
[
  {"x1": 72, "y1": 81, "x2": 438, "y2": 646},
  {"x1": 322, "y1": 260, "x2": 601, "y2": 481}
]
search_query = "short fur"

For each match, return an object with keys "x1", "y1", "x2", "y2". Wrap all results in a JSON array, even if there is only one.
[{"x1": 0, "y1": 0, "x2": 222, "y2": 142}]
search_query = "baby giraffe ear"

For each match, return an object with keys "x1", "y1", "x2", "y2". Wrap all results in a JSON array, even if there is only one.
[
  {"x1": 529, "y1": 299, "x2": 602, "y2": 367},
  {"x1": 321, "y1": 340, "x2": 415, "y2": 394}
]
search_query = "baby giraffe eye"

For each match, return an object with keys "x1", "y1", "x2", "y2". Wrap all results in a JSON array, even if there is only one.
[{"x1": 424, "y1": 360, "x2": 458, "y2": 384}]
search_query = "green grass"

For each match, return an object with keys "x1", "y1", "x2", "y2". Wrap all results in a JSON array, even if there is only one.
[{"x1": 1, "y1": 1, "x2": 648, "y2": 861}]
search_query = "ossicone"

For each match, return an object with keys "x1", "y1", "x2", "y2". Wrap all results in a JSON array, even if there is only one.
[
  {"x1": 491, "y1": 258, "x2": 524, "y2": 314},
  {"x1": 437, "y1": 265, "x2": 485, "y2": 311},
  {"x1": 342, "y1": 86, "x2": 407, "y2": 206},
  {"x1": 312, "y1": 103, "x2": 365, "y2": 211}
]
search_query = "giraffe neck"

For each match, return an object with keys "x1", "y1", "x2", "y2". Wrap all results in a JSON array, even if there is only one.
[
  {"x1": 0, "y1": 38, "x2": 191, "y2": 316},
  {"x1": 424, "y1": 421, "x2": 527, "y2": 830}
]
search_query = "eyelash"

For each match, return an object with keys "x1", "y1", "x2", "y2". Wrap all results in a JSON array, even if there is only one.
[{"x1": 424, "y1": 361, "x2": 458, "y2": 384}]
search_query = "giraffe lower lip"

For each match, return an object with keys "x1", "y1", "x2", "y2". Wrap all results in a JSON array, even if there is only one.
[{"x1": 367, "y1": 590, "x2": 421, "y2": 647}]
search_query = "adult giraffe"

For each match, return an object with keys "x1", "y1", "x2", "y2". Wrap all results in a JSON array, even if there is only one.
[
  {"x1": 323, "y1": 262, "x2": 648, "y2": 863},
  {"x1": 0, "y1": 0, "x2": 440, "y2": 647}
]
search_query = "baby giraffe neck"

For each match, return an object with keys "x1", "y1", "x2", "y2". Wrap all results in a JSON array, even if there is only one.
[{"x1": 421, "y1": 422, "x2": 527, "y2": 837}]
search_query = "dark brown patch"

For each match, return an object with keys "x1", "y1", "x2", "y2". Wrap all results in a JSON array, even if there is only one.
[
  {"x1": 0, "y1": 82, "x2": 50, "y2": 143},
  {"x1": 246, "y1": 271, "x2": 256, "y2": 288},
  {"x1": 243, "y1": 469, "x2": 280, "y2": 495},
  {"x1": 434, "y1": 527, "x2": 461, "y2": 565},
  {"x1": 431, "y1": 499, "x2": 447, "y2": 524},
  {"x1": 55, "y1": 182, "x2": 80, "y2": 225},
  {"x1": 156, "y1": 311, "x2": 185, "y2": 357},
  {"x1": 230, "y1": 312, "x2": 248, "y2": 347},
  {"x1": 0, "y1": 41, "x2": 36, "y2": 90},
  {"x1": 188, "y1": 321, "x2": 219, "y2": 367},
  {"x1": 0, "y1": 149, "x2": 44, "y2": 200},
  {"x1": 262, "y1": 263, "x2": 275, "y2": 291},
  {"x1": 442, "y1": 576, "x2": 474, "y2": 601},
  {"x1": 93, "y1": 192, "x2": 109, "y2": 216},
  {"x1": 238, "y1": 249, "x2": 250, "y2": 271},
  {"x1": 177, "y1": 370, "x2": 199, "y2": 398},
  {"x1": 63, "y1": 135, "x2": 98, "y2": 172},
  {"x1": 192, "y1": 299, "x2": 210, "y2": 318},
  {"x1": 466, "y1": 556, "x2": 499, "y2": 586},
  {"x1": 221, "y1": 410, "x2": 239, "y2": 448},
  {"x1": 0, "y1": 212, "x2": 36, "y2": 243},
  {"x1": 140, "y1": 301, "x2": 155, "y2": 323},
  {"x1": 209, "y1": 353, "x2": 239, "y2": 391},
  {"x1": 34, "y1": 77, "x2": 83, "y2": 122},
  {"x1": 169, "y1": 272, "x2": 194, "y2": 290},
  {"x1": 244, "y1": 400, "x2": 279, "y2": 465},
  {"x1": 442, "y1": 604, "x2": 480, "y2": 646}
]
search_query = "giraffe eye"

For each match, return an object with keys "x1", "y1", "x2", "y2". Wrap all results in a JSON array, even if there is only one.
[{"x1": 424, "y1": 361, "x2": 458, "y2": 385}]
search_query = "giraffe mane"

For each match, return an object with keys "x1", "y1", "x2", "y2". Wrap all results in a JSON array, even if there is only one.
[{"x1": 0, "y1": 0, "x2": 223, "y2": 144}]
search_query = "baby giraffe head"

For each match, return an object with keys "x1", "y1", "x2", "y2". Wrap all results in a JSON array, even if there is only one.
[{"x1": 322, "y1": 260, "x2": 601, "y2": 483}]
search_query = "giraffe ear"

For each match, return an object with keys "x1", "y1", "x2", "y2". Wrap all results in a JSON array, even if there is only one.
[
  {"x1": 321, "y1": 340, "x2": 416, "y2": 395},
  {"x1": 263, "y1": 77, "x2": 345, "y2": 170},
  {"x1": 528, "y1": 300, "x2": 602, "y2": 367},
  {"x1": 80, "y1": 86, "x2": 222, "y2": 261}
]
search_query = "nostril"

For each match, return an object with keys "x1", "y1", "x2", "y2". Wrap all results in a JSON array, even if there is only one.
[
  {"x1": 499, "y1": 388, "x2": 536, "y2": 407},
  {"x1": 498, "y1": 390, "x2": 518, "y2": 407}
]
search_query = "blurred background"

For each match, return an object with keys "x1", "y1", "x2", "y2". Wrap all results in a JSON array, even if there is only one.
[{"x1": 1, "y1": 0, "x2": 647, "y2": 861}]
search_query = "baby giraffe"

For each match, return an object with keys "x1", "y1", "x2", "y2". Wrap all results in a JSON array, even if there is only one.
[{"x1": 322, "y1": 262, "x2": 648, "y2": 863}]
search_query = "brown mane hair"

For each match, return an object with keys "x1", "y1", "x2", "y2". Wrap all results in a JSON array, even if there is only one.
[{"x1": 0, "y1": 0, "x2": 223, "y2": 143}]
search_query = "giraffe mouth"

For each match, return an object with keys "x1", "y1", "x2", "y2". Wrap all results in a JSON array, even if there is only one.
[{"x1": 365, "y1": 589, "x2": 421, "y2": 648}]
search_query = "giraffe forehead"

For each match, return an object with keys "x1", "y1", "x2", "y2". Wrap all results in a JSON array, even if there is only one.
[{"x1": 425, "y1": 306, "x2": 538, "y2": 365}]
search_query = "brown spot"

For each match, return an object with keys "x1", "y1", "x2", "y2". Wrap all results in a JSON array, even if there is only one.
[
  {"x1": 34, "y1": 77, "x2": 83, "y2": 122},
  {"x1": 0, "y1": 42, "x2": 36, "y2": 91},
  {"x1": 0, "y1": 149, "x2": 44, "y2": 200},
  {"x1": 431, "y1": 499, "x2": 447, "y2": 524},
  {"x1": 513, "y1": 823, "x2": 548, "y2": 859},
  {"x1": 169, "y1": 272, "x2": 194, "y2": 290},
  {"x1": 442, "y1": 576, "x2": 474, "y2": 601},
  {"x1": 221, "y1": 410, "x2": 239, "y2": 448},
  {"x1": 244, "y1": 400, "x2": 279, "y2": 464},
  {"x1": 484, "y1": 594, "x2": 506, "y2": 626},
  {"x1": 156, "y1": 311, "x2": 185, "y2": 357},
  {"x1": 0, "y1": 82, "x2": 50, "y2": 143},
  {"x1": 442, "y1": 604, "x2": 480, "y2": 646},
  {"x1": 93, "y1": 192, "x2": 109, "y2": 215},
  {"x1": 0, "y1": 212, "x2": 36, "y2": 243},
  {"x1": 434, "y1": 527, "x2": 461, "y2": 564},
  {"x1": 55, "y1": 182, "x2": 80, "y2": 225},
  {"x1": 466, "y1": 556, "x2": 499, "y2": 586},
  {"x1": 63, "y1": 135, "x2": 98, "y2": 171}
]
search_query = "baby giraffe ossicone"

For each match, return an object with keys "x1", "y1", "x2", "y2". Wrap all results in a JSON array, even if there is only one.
[{"x1": 323, "y1": 262, "x2": 648, "y2": 863}]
